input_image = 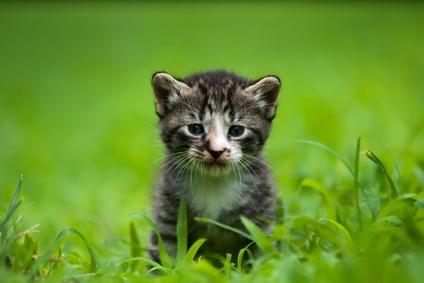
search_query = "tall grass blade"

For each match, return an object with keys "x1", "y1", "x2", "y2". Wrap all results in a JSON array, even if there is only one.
[
  {"x1": 55, "y1": 227, "x2": 105, "y2": 273},
  {"x1": 298, "y1": 140, "x2": 355, "y2": 177},
  {"x1": 30, "y1": 227, "x2": 105, "y2": 276},
  {"x1": 414, "y1": 199, "x2": 424, "y2": 210},
  {"x1": 118, "y1": 257, "x2": 171, "y2": 276},
  {"x1": 354, "y1": 137, "x2": 363, "y2": 227},
  {"x1": 195, "y1": 217, "x2": 253, "y2": 241},
  {"x1": 0, "y1": 176, "x2": 23, "y2": 245},
  {"x1": 319, "y1": 218, "x2": 354, "y2": 252},
  {"x1": 184, "y1": 238, "x2": 207, "y2": 264},
  {"x1": 223, "y1": 253, "x2": 233, "y2": 277},
  {"x1": 129, "y1": 212, "x2": 173, "y2": 270},
  {"x1": 89, "y1": 246, "x2": 106, "y2": 273},
  {"x1": 365, "y1": 149, "x2": 398, "y2": 199},
  {"x1": 299, "y1": 139, "x2": 377, "y2": 219},
  {"x1": 241, "y1": 217, "x2": 277, "y2": 255},
  {"x1": 300, "y1": 179, "x2": 336, "y2": 220},
  {"x1": 129, "y1": 221, "x2": 142, "y2": 271},
  {"x1": 176, "y1": 199, "x2": 188, "y2": 263},
  {"x1": 377, "y1": 194, "x2": 416, "y2": 220},
  {"x1": 237, "y1": 243, "x2": 254, "y2": 273},
  {"x1": 276, "y1": 196, "x2": 284, "y2": 224}
]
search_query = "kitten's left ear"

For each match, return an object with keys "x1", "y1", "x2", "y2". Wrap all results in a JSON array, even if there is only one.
[
  {"x1": 244, "y1": 76, "x2": 281, "y2": 120},
  {"x1": 151, "y1": 72, "x2": 190, "y2": 118}
]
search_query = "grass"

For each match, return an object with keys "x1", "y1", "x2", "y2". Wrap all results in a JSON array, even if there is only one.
[
  {"x1": 1, "y1": 1, "x2": 424, "y2": 282},
  {"x1": 1, "y1": 144, "x2": 424, "y2": 282}
]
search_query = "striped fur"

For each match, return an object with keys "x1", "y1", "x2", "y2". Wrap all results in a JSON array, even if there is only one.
[{"x1": 149, "y1": 70, "x2": 281, "y2": 263}]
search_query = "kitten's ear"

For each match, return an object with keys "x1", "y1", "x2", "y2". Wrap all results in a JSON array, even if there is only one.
[
  {"x1": 151, "y1": 72, "x2": 190, "y2": 117},
  {"x1": 245, "y1": 76, "x2": 281, "y2": 120}
]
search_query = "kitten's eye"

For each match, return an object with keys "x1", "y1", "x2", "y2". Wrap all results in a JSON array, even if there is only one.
[
  {"x1": 228, "y1": 125, "x2": 245, "y2": 137},
  {"x1": 188, "y1": 124, "x2": 204, "y2": 136}
]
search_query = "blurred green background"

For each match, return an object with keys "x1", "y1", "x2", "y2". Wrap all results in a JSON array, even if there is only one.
[{"x1": 0, "y1": 1, "x2": 423, "y2": 252}]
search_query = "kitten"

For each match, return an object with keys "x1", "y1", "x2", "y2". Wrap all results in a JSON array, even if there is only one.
[{"x1": 149, "y1": 70, "x2": 280, "y2": 264}]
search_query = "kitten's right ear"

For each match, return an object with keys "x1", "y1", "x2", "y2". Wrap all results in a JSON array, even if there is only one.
[
  {"x1": 244, "y1": 75, "x2": 281, "y2": 120},
  {"x1": 151, "y1": 72, "x2": 190, "y2": 117}
]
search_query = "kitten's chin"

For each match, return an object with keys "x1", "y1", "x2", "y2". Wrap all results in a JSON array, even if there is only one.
[{"x1": 202, "y1": 161, "x2": 231, "y2": 176}]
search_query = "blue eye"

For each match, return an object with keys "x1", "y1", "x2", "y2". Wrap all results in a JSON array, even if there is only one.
[
  {"x1": 188, "y1": 124, "x2": 204, "y2": 135},
  {"x1": 228, "y1": 125, "x2": 245, "y2": 137}
]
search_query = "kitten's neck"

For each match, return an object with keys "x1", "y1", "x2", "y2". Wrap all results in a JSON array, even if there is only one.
[{"x1": 182, "y1": 172, "x2": 243, "y2": 220}]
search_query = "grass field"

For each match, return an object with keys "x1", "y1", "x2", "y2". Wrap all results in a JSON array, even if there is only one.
[{"x1": 1, "y1": 1, "x2": 423, "y2": 282}]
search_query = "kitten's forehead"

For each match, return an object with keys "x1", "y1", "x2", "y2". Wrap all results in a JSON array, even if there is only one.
[
  {"x1": 184, "y1": 70, "x2": 251, "y2": 89},
  {"x1": 201, "y1": 100, "x2": 233, "y2": 125},
  {"x1": 184, "y1": 70, "x2": 250, "y2": 99},
  {"x1": 181, "y1": 71, "x2": 253, "y2": 122},
  {"x1": 185, "y1": 90, "x2": 236, "y2": 124}
]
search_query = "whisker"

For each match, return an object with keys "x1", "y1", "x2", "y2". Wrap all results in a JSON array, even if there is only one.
[
  {"x1": 165, "y1": 153, "x2": 192, "y2": 180},
  {"x1": 152, "y1": 151, "x2": 187, "y2": 167},
  {"x1": 156, "y1": 152, "x2": 188, "y2": 173},
  {"x1": 231, "y1": 162, "x2": 243, "y2": 200},
  {"x1": 237, "y1": 158, "x2": 260, "y2": 195},
  {"x1": 243, "y1": 153, "x2": 273, "y2": 171},
  {"x1": 243, "y1": 156, "x2": 272, "y2": 180}
]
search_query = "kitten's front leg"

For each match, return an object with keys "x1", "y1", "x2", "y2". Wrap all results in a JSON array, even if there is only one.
[{"x1": 149, "y1": 190, "x2": 179, "y2": 264}]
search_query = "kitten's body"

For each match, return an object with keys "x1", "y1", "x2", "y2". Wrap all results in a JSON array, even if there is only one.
[{"x1": 149, "y1": 70, "x2": 280, "y2": 263}]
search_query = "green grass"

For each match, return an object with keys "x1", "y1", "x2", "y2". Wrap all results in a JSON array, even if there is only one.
[
  {"x1": 1, "y1": 1, "x2": 423, "y2": 282},
  {"x1": 2, "y1": 146, "x2": 424, "y2": 281}
]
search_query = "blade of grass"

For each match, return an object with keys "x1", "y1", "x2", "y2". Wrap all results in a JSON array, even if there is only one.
[
  {"x1": 298, "y1": 140, "x2": 355, "y2": 177},
  {"x1": 57, "y1": 227, "x2": 105, "y2": 273},
  {"x1": 129, "y1": 221, "x2": 142, "y2": 272},
  {"x1": 118, "y1": 257, "x2": 171, "y2": 276},
  {"x1": 377, "y1": 194, "x2": 416, "y2": 220},
  {"x1": 414, "y1": 198, "x2": 424, "y2": 210},
  {"x1": 89, "y1": 246, "x2": 106, "y2": 273},
  {"x1": 299, "y1": 139, "x2": 376, "y2": 221},
  {"x1": 129, "y1": 212, "x2": 173, "y2": 270},
  {"x1": 365, "y1": 149, "x2": 398, "y2": 199},
  {"x1": 237, "y1": 242, "x2": 254, "y2": 273},
  {"x1": 30, "y1": 227, "x2": 105, "y2": 276},
  {"x1": 223, "y1": 253, "x2": 234, "y2": 277},
  {"x1": 300, "y1": 179, "x2": 336, "y2": 221},
  {"x1": 241, "y1": 217, "x2": 277, "y2": 255},
  {"x1": 184, "y1": 238, "x2": 207, "y2": 264},
  {"x1": 354, "y1": 137, "x2": 363, "y2": 227},
  {"x1": 388, "y1": 149, "x2": 403, "y2": 195},
  {"x1": 0, "y1": 176, "x2": 23, "y2": 245},
  {"x1": 195, "y1": 217, "x2": 253, "y2": 241},
  {"x1": 0, "y1": 176, "x2": 24, "y2": 266},
  {"x1": 298, "y1": 139, "x2": 371, "y2": 199},
  {"x1": 319, "y1": 218, "x2": 354, "y2": 253}
]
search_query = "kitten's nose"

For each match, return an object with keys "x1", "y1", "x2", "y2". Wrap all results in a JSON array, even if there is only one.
[{"x1": 209, "y1": 150, "x2": 224, "y2": 160}]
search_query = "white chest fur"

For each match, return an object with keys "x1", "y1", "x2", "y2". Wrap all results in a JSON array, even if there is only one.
[{"x1": 185, "y1": 174, "x2": 242, "y2": 220}]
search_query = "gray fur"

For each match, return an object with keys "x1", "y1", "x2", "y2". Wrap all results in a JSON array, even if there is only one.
[{"x1": 149, "y1": 70, "x2": 281, "y2": 263}]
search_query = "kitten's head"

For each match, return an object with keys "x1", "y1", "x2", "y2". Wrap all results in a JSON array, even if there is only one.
[{"x1": 152, "y1": 70, "x2": 280, "y2": 176}]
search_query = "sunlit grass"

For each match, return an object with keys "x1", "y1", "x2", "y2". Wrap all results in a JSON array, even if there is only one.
[{"x1": 2, "y1": 138, "x2": 424, "y2": 281}]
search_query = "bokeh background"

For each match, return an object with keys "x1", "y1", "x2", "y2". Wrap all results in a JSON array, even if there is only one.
[{"x1": 1, "y1": 1, "x2": 423, "y2": 252}]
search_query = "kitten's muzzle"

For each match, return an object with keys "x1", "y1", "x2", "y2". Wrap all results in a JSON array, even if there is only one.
[
  {"x1": 208, "y1": 147, "x2": 231, "y2": 161},
  {"x1": 209, "y1": 149, "x2": 224, "y2": 160},
  {"x1": 203, "y1": 148, "x2": 231, "y2": 173}
]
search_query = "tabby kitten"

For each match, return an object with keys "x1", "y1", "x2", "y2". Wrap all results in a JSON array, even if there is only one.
[{"x1": 149, "y1": 70, "x2": 281, "y2": 263}]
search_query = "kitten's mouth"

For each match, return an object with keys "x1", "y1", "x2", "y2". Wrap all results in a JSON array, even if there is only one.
[{"x1": 203, "y1": 160, "x2": 229, "y2": 174}]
